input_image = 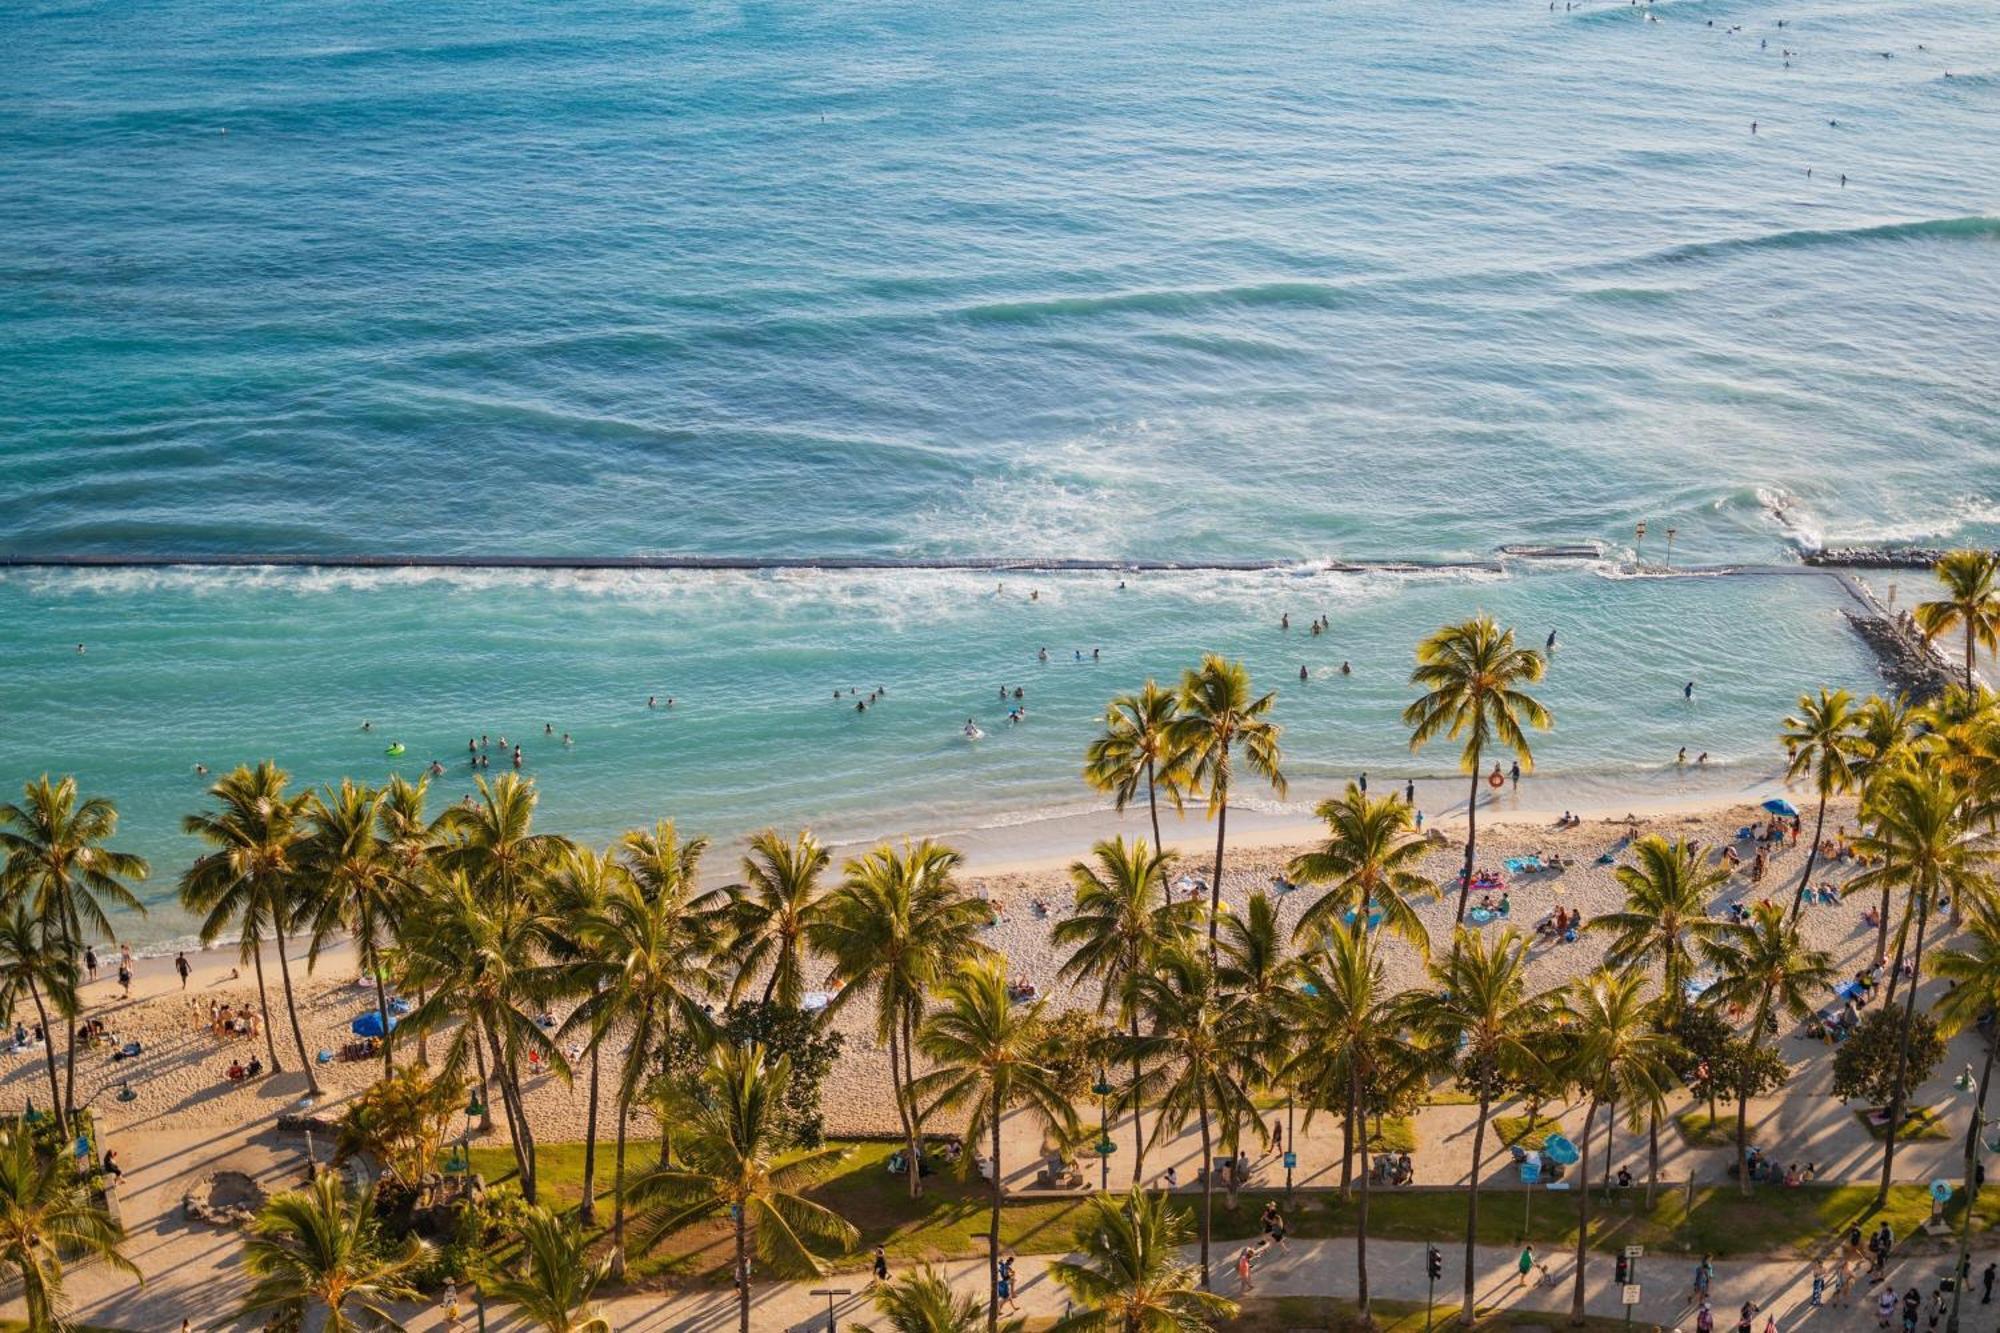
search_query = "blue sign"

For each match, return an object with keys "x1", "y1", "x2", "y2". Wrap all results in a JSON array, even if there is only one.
[{"x1": 1283, "y1": 1151, "x2": 1297, "y2": 1170}]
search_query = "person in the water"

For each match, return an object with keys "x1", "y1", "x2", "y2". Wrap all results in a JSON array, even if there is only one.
[
  {"x1": 1684, "y1": 681, "x2": 1695, "y2": 700},
  {"x1": 1341, "y1": 661, "x2": 1351, "y2": 675},
  {"x1": 1546, "y1": 629, "x2": 1557, "y2": 650},
  {"x1": 1299, "y1": 665, "x2": 1308, "y2": 681}
]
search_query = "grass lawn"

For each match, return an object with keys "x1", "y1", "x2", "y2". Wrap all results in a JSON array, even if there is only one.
[
  {"x1": 1425, "y1": 1083, "x2": 1481, "y2": 1107},
  {"x1": 1367, "y1": 1117, "x2": 1418, "y2": 1153},
  {"x1": 1853, "y1": 1105, "x2": 1952, "y2": 1142},
  {"x1": 470, "y1": 1140, "x2": 2000, "y2": 1287},
  {"x1": 1216, "y1": 1296, "x2": 1642, "y2": 1333},
  {"x1": 1492, "y1": 1115, "x2": 1564, "y2": 1149},
  {"x1": 1675, "y1": 1110, "x2": 1737, "y2": 1148}
]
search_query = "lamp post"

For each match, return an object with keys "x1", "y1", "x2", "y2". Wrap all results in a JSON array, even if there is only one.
[
  {"x1": 1092, "y1": 1068, "x2": 1117, "y2": 1189},
  {"x1": 810, "y1": 1287, "x2": 853, "y2": 1333},
  {"x1": 1945, "y1": 1053, "x2": 1997, "y2": 1333}
]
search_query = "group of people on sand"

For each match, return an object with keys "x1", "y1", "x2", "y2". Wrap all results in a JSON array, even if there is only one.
[
  {"x1": 206, "y1": 999, "x2": 260, "y2": 1040},
  {"x1": 1534, "y1": 903, "x2": 1587, "y2": 943}
]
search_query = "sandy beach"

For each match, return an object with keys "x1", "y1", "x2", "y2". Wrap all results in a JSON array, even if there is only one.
[{"x1": 18, "y1": 789, "x2": 1895, "y2": 1148}]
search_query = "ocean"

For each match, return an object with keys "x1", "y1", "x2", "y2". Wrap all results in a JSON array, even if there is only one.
[{"x1": 3, "y1": 0, "x2": 1996, "y2": 939}]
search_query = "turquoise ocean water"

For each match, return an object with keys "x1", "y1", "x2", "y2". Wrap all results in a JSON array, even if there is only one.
[{"x1": 3, "y1": 0, "x2": 1997, "y2": 940}]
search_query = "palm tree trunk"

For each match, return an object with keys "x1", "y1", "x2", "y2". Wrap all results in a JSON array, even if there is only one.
[
  {"x1": 902, "y1": 1004, "x2": 927, "y2": 1198},
  {"x1": 1354, "y1": 1065, "x2": 1372, "y2": 1326},
  {"x1": 1601, "y1": 1098, "x2": 1616, "y2": 1190},
  {"x1": 734, "y1": 1208, "x2": 751, "y2": 1333},
  {"x1": 472, "y1": 1036, "x2": 495, "y2": 1134},
  {"x1": 987, "y1": 1089, "x2": 1003, "y2": 1333},
  {"x1": 1569, "y1": 1094, "x2": 1600, "y2": 1325},
  {"x1": 485, "y1": 1024, "x2": 537, "y2": 1203},
  {"x1": 1457, "y1": 760, "x2": 1482, "y2": 925},
  {"x1": 1875, "y1": 878, "x2": 1895, "y2": 967},
  {"x1": 1877, "y1": 883, "x2": 1935, "y2": 1207},
  {"x1": 25, "y1": 980, "x2": 67, "y2": 1140},
  {"x1": 580, "y1": 1042, "x2": 601, "y2": 1227},
  {"x1": 1129, "y1": 1012, "x2": 1146, "y2": 1182},
  {"x1": 1197, "y1": 1090, "x2": 1214, "y2": 1289},
  {"x1": 1207, "y1": 788, "x2": 1230, "y2": 962},
  {"x1": 1285, "y1": 1090, "x2": 1296, "y2": 1201},
  {"x1": 1646, "y1": 1110, "x2": 1660, "y2": 1208},
  {"x1": 1462, "y1": 1082, "x2": 1490, "y2": 1324},
  {"x1": 1146, "y1": 755, "x2": 1162, "y2": 853},
  {"x1": 1787, "y1": 793, "x2": 1830, "y2": 925},
  {"x1": 1967, "y1": 624, "x2": 1977, "y2": 691},
  {"x1": 270, "y1": 918, "x2": 321, "y2": 1096},
  {"x1": 1944, "y1": 1031, "x2": 1995, "y2": 1333},
  {"x1": 56, "y1": 894, "x2": 82, "y2": 1130},
  {"x1": 367, "y1": 926, "x2": 393, "y2": 1079},
  {"x1": 887, "y1": 1018, "x2": 921, "y2": 1202},
  {"x1": 1886, "y1": 891, "x2": 1916, "y2": 1006},
  {"x1": 249, "y1": 934, "x2": 283, "y2": 1072},
  {"x1": 609, "y1": 1090, "x2": 631, "y2": 1280}
]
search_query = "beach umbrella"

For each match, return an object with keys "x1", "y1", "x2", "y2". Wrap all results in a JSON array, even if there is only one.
[
  {"x1": 350, "y1": 1010, "x2": 396, "y2": 1038},
  {"x1": 1542, "y1": 1133, "x2": 1580, "y2": 1166},
  {"x1": 1762, "y1": 798, "x2": 1799, "y2": 818}
]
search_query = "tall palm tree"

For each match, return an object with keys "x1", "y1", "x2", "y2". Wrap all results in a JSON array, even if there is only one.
[
  {"x1": 299, "y1": 779, "x2": 405, "y2": 1077},
  {"x1": 1914, "y1": 549, "x2": 2000, "y2": 690},
  {"x1": 1124, "y1": 938, "x2": 1259, "y2": 1288},
  {"x1": 1164, "y1": 656, "x2": 1285, "y2": 962},
  {"x1": 1929, "y1": 905, "x2": 2000, "y2": 1333},
  {"x1": 481, "y1": 1206, "x2": 612, "y2": 1333},
  {"x1": 0, "y1": 907, "x2": 78, "y2": 1137},
  {"x1": 1216, "y1": 889, "x2": 1298, "y2": 1204},
  {"x1": 397, "y1": 872, "x2": 568, "y2": 1203},
  {"x1": 1397, "y1": 927, "x2": 1553, "y2": 1324},
  {"x1": 1589, "y1": 836, "x2": 1730, "y2": 1015},
  {"x1": 0, "y1": 775, "x2": 149, "y2": 1127},
  {"x1": 1700, "y1": 902, "x2": 1833, "y2": 1196},
  {"x1": 1044, "y1": 1188, "x2": 1239, "y2": 1333},
  {"x1": 1780, "y1": 688, "x2": 1864, "y2": 922},
  {"x1": 858, "y1": 1267, "x2": 1027, "y2": 1333},
  {"x1": 1289, "y1": 782, "x2": 1433, "y2": 953},
  {"x1": 1085, "y1": 681, "x2": 1188, "y2": 852},
  {"x1": 1846, "y1": 766, "x2": 1984, "y2": 1202},
  {"x1": 913, "y1": 958, "x2": 1078, "y2": 1333},
  {"x1": 1852, "y1": 693, "x2": 1917, "y2": 775},
  {"x1": 1280, "y1": 928, "x2": 1403, "y2": 1322},
  {"x1": 570, "y1": 823, "x2": 729, "y2": 1276},
  {"x1": 726, "y1": 827, "x2": 831, "y2": 1008},
  {"x1": 1054, "y1": 836, "x2": 1198, "y2": 1178},
  {"x1": 628, "y1": 1043, "x2": 858, "y2": 1333},
  {"x1": 1559, "y1": 972, "x2": 1680, "y2": 1326},
  {"x1": 544, "y1": 846, "x2": 627, "y2": 1228},
  {"x1": 374, "y1": 776, "x2": 446, "y2": 1068},
  {"x1": 0, "y1": 1128, "x2": 137, "y2": 1331},
  {"x1": 238, "y1": 1172, "x2": 425, "y2": 1333},
  {"x1": 180, "y1": 761, "x2": 319, "y2": 1091},
  {"x1": 435, "y1": 773, "x2": 570, "y2": 909},
  {"x1": 812, "y1": 840, "x2": 991, "y2": 1200},
  {"x1": 1402, "y1": 616, "x2": 1552, "y2": 924}
]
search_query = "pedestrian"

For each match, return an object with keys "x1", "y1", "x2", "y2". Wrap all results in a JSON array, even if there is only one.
[
  {"x1": 1693, "y1": 1253, "x2": 1714, "y2": 1299},
  {"x1": 1983, "y1": 1261, "x2": 1996, "y2": 1303},
  {"x1": 175, "y1": 951, "x2": 191, "y2": 990},
  {"x1": 100, "y1": 1148, "x2": 122, "y2": 1181},
  {"x1": 1738, "y1": 1299, "x2": 1758, "y2": 1333},
  {"x1": 998, "y1": 1255, "x2": 1019, "y2": 1312},
  {"x1": 1811, "y1": 1261, "x2": 1826, "y2": 1308},
  {"x1": 1877, "y1": 1288, "x2": 1897, "y2": 1327},
  {"x1": 1764, "y1": 1314, "x2": 1778, "y2": 1333},
  {"x1": 871, "y1": 1244, "x2": 888, "y2": 1285},
  {"x1": 84, "y1": 946, "x2": 98, "y2": 982},
  {"x1": 1928, "y1": 1288, "x2": 1945, "y2": 1330},
  {"x1": 1237, "y1": 1246, "x2": 1255, "y2": 1292},
  {"x1": 1697, "y1": 1301, "x2": 1715, "y2": 1333},
  {"x1": 1519, "y1": 1244, "x2": 1536, "y2": 1286},
  {"x1": 443, "y1": 1277, "x2": 461, "y2": 1333},
  {"x1": 118, "y1": 958, "x2": 132, "y2": 999}
]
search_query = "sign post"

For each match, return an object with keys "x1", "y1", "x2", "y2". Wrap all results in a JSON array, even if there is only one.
[
  {"x1": 1621, "y1": 1246, "x2": 1643, "y2": 1329},
  {"x1": 1426, "y1": 1245, "x2": 1443, "y2": 1333}
]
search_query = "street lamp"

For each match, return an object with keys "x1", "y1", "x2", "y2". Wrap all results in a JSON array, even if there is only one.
[
  {"x1": 1093, "y1": 1070, "x2": 1117, "y2": 1190},
  {"x1": 809, "y1": 1287, "x2": 853, "y2": 1333}
]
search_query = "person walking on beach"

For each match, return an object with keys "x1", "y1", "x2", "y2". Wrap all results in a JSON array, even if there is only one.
[
  {"x1": 1981, "y1": 1261, "x2": 1994, "y2": 1303},
  {"x1": 84, "y1": 947, "x2": 98, "y2": 983},
  {"x1": 1692, "y1": 1253, "x2": 1715, "y2": 1300},
  {"x1": 871, "y1": 1244, "x2": 888, "y2": 1286},
  {"x1": 1519, "y1": 1244, "x2": 1536, "y2": 1286},
  {"x1": 175, "y1": 952, "x2": 191, "y2": 990},
  {"x1": 118, "y1": 957, "x2": 132, "y2": 1000}
]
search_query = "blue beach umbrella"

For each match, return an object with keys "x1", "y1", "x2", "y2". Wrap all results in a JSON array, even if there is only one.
[
  {"x1": 1762, "y1": 798, "x2": 1799, "y2": 818},
  {"x1": 350, "y1": 1010, "x2": 396, "y2": 1038},
  {"x1": 1542, "y1": 1133, "x2": 1580, "y2": 1166}
]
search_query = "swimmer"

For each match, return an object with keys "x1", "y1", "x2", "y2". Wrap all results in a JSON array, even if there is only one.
[
  {"x1": 836, "y1": 689, "x2": 843, "y2": 700},
  {"x1": 648, "y1": 696, "x2": 657, "y2": 708},
  {"x1": 194, "y1": 764, "x2": 208, "y2": 776},
  {"x1": 75, "y1": 643, "x2": 85, "y2": 654},
  {"x1": 856, "y1": 700, "x2": 866, "y2": 713},
  {"x1": 1038, "y1": 648, "x2": 1049, "y2": 662},
  {"x1": 361, "y1": 721, "x2": 373, "y2": 732},
  {"x1": 470, "y1": 738, "x2": 477, "y2": 753},
  {"x1": 1684, "y1": 681, "x2": 1694, "y2": 700},
  {"x1": 1013, "y1": 687, "x2": 1024, "y2": 700},
  {"x1": 1281, "y1": 613, "x2": 1291, "y2": 630},
  {"x1": 1697, "y1": 752, "x2": 1708, "y2": 765},
  {"x1": 1840, "y1": 174, "x2": 1847, "y2": 187},
  {"x1": 1340, "y1": 661, "x2": 1351, "y2": 676},
  {"x1": 544, "y1": 722, "x2": 553, "y2": 735},
  {"x1": 1075, "y1": 650, "x2": 1083, "y2": 661},
  {"x1": 1678, "y1": 747, "x2": 1687, "y2": 765},
  {"x1": 562, "y1": 733, "x2": 571, "y2": 746},
  {"x1": 666, "y1": 697, "x2": 675, "y2": 708},
  {"x1": 1030, "y1": 590, "x2": 1039, "y2": 601},
  {"x1": 1092, "y1": 648, "x2": 1100, "y2": 661},
  {"x1": 1299, "y1": 665, "x2": 1309, "y2": 681},
  {"x1": 512, "y1": 747, "x2": 522, "y2": 768},
  {"x1": 1000, "y1": 686, "x2": 1009, "y2": 700},
  {"x1": 429, "y1": 761, "x2": 445, "y2": 776},
  {"x1": 1750, "y1": 121, "x2": 1757, "y2": 134},
  {"x1": 1546, "y1": 629, "x2": 1557, "y2": 650},
  {"x1": 1117, "y1": 580, "x2": 1126, "y2": 590}
]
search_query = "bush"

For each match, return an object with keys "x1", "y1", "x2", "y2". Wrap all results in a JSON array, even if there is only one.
[
  {"x1": 1830, "y1": 1008, "x2": 1946, "y2": 1108},
  {"x1": 660, "y1": 1000, "x2": 844, "y2": 1147},
  {"x1": 335, "y1": 1066, "x2": 466, "y2": 1185}
]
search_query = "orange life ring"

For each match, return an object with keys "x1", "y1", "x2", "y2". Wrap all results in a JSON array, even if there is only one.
[{"x1": 1488, "y1": 770, "x2": 1506, "y2": 789}]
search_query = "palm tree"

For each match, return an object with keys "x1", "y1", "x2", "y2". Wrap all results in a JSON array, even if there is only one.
[
  {"x1": 1044, "y1": 1188, "x2": 1239, "y2": 1333},
  {"x1": 238, "y1": 1172, "x2": 425, "y2": 1333},
  {"x1": 397, "y1": 872, "x2": 568, "y2": 1203},
  {"x1": 299, "y1": 779, "x2": 405, "y2": 1076},
  {"x1": 481, "y1": 1206, "x2": 612, "y2": 1333},
  {"x1": 858, "y1": 1267, "x2": 1027, "y2": 1333},
  {"x1": 1280, "y1": 928, "x2": 1403, "y2": 1322},
  {"x1": 435, "y1": 772, "x2": 570, "y2": 908},
  {"x1": 1085, "y1": 681, "x2": 1188, "y2": 851},
  {"x1": 1914, "y1": 549, "x2": 2000, "y2": 690},
  {"x1": 1929, "y1": 904, "x2": 2000, "y2": 1333},
  {"x1": 628, "y1": 1043, "x2": 858, "y2": 1333},
  {"x1": 725, "y1": 827, "x2": 831, "y2": 1008},
  {"x1": 1054, "y1": 836, "x2": 1198, "y2": 1179},
  {"x1": 1590, "y1": 836, "x2": 1730, "y2": 1012},
  {"x1": 1397, "y1": 927, "x2": 1553, "y2": 1324},
  {"x1": 1780, "y1": 688, "x2": 1864, "y2": 922},
  {"x1": 0, "y1": 1128, "x2": 137, "y2": 1331},
  {"x1": 1402, "y1": 616, "x2": 1552, "y2": 924},
  {"x1": 1289, "y1": 782, "x2": 1433, "y2": 953},
  {"x1": 1559, "y1": 971, "x2": 1680, "y2": 1326},
  {"x1": 569, "y1": 823, "x2": 728, "y2": 1276},
  {"x1": 1124, "y1": 938, "x2": 1259, "y2": 1288},
  {"x1": 1164, "y1": 656, "x2": 1285, "y2": 962},
  {"x1": 544, "y1": 845, "x2": 627, "y2": 1228},
  {"x1": 812, "y1": 840, "x2": 991, "y2": 1200},
  {"x1": 1846, "y1": 766, "x2": 1983, "y2": 1202},
  {"x1": 1700, "y1": 902, "x2": 1833, "y2": 1196},
  {"x1": 0, "y1": 775, "x2": 149, "y2": 1127},
  {"x1": 1217, "y1": 889, "x2": 1299, "y2": 1203},
  {"x1": 913, "y1": 958, "x2": 1078, "y2": 1333},
  {"x1": 180, "y1": 761, "x2": 319, "y2": 1090},
  {"x1": 374, "y1": 776, "x2": 446, "y2": 1068},
  {"x1": 1852, "y1": 693, "x2": 1917, "y2": 775},
  {"x1": 0, "y1": 907, "x2": 78, "y2": 1137}
]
